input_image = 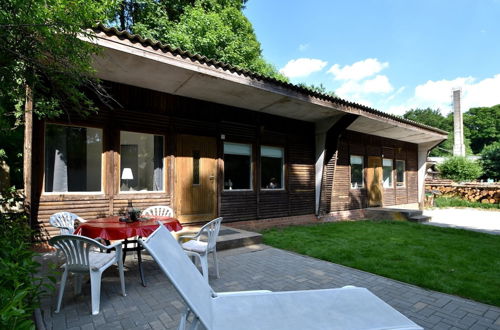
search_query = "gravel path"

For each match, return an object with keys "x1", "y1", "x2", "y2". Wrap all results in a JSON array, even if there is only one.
[{"x1": 423, "y1": 208, "x2": 500, "y2": 235}]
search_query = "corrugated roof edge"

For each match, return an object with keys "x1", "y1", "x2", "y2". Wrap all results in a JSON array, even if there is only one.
[{"x1": 92, "y1": 23, "x2": 448, "y2": 136}]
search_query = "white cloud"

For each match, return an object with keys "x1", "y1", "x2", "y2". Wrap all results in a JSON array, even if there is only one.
[
  {"x1": 336, "y1": 75, "x2": 394, "y2": 102},
  {"x1": 298, "y1": 43, "x2": 309, "y2": 52},
  {"x1": 279, "y1": 58, "x2": 327, "y2": 78},
  {"x1": 328, "y1": 58, "x2": 389, "y2": 81},
  {"x1": 385, "y1": 74, "x2": 500, "y2": 115}
]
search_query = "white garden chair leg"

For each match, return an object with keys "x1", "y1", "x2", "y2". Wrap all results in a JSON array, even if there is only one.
[
  {"x1": 199, "y1": 254, "x2": 209, "y2": 281},
  {"x1": 212, "y1": 250, "x2": 219, "y2": 279},
  {"x1": 55, "y1": 269, "x2": 69, "y2": 313},
  {"x1": 118, "y1": 257, "x2": 126, "y2": 297},
  {"x1": 90, "y1": 270, "x2": 103, "y2": 315}
]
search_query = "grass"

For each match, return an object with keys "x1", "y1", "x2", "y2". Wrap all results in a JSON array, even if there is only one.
[
  {"x1": 434, "y1": 196, "x2": 499, "y2": 209},
  {"x1": 262, "y1": 220, "x2": 500, "y2": 307}
]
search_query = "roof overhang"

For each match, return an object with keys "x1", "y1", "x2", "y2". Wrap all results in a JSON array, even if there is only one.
[{"x1": 86, "y1": 32, "x2": 447, "y2": 145}]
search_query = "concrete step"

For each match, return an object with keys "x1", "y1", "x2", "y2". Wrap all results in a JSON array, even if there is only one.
[
  {"x1": 408, "y1": 215, "x2": 432, "y2": 223},
  {"x1": 177, "y1": 225, "x2": 262, "y2": 251},
  {"x1": 365, "y1": 207, "x2": 425, "y2": 222}
]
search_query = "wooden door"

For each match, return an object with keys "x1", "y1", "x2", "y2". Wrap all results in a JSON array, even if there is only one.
[
  {"x1": 366, "y1": 156, "x2": 383, "y2": 207},
  {"x1": 175, "y1": 135, "x2": 217, "y2": 223}
]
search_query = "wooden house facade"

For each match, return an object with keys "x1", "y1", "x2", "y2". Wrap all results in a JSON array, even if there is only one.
[{"x1": 26, "y1": 26, "x2": 447, "y2": 238}]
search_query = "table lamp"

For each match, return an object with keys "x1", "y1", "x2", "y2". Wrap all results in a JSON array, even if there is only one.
[{"x1": 121, "y1": 168, "x2": 133, "y2": 191}]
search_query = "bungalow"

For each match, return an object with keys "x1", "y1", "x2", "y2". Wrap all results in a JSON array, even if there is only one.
[{"x1": 26, "y1": 25, "x2": 447, "y2": 239}]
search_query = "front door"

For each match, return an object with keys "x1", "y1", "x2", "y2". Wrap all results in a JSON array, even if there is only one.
[
  {"x1": 175, "y1": 135, "x2": 218, "y2": 223},
  {"x1": 366, "y1": 156, "x2": 383, "y2": 207}
]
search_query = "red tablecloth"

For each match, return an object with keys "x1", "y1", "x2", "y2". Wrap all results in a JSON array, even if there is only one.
[{"x1": 74, "y1": 216, "x2": 182, "y2": 240}]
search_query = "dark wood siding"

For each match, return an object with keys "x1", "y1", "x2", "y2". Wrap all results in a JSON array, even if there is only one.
[
  {"x1": 33, "y1": 82, "x2": 316, "y2": 237},
  {"x1": 329, "y1": 130, "x2": 418, "y2": 212}
]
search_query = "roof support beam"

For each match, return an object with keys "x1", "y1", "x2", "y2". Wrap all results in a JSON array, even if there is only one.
[{"x1": 315, "y1": 114, "x2": 359, "y2": 215}]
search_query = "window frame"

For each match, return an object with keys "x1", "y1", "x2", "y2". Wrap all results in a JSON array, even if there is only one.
[
  {"x1": 396, "y1": 159, "x2": 406, "y2": 188},
  {"x1": 382, "y1": 158, "x2": 394, "y2": 188},
  {"x1": 223, "y1": 141, "x2": 253, "y2": 192},
  {"x1": 260, "y1": 145, "x2": 285, "y2": 191},
  {"x1": 42, "y1": 123, "x2": 104, "y2": 195},
  {"x1": 118, "y1": 130, "x2": 166, "y2": 194},
  {"x1": 350, "y1": 155, "x2": 364, "y2": 189}
]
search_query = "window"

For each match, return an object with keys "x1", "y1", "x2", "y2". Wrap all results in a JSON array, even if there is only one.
[
  {"x1": 44, "y1": 124, "x2": 102, "y2": 192},
  {"x1": 383, "y1": 159, "x2": 393, "y2": 188},
  {"x1": 193, "y1": 150, "x2": 200, "y2": 185},
  {"x1": 350, "y1": 155, "x2": 364, "y2": 189},
  {"x1": 261, "y1": 146, "x2": 284, "y2": 189},
  {"x1": 396, "y1": 160, "x2": 406, "y2": 187},
  {"x1": 224, "y1": 142, "x2": 252, "y2": 190},
  {"x1": 120, "y1": 131, "x2": 164, "y2": 192}
]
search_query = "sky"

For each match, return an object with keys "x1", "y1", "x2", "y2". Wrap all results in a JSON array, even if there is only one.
[{"x1": 243, "y1": 0, "x2": 500, "y2": 116}]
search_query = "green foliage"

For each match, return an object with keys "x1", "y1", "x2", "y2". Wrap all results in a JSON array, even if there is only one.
[
  {"x1": 0, "y1": 212, "x2": 48, "y2": 329},
  {"x1": 403, "y1": 108, "x2": 452, "y2": 156},
  {"x1": 438, "y1": 156, "x2": 483, "y2": 182},
  {"x1": 263, "y1": 221, "x2": 500, "y2": 306},
  {"x1": 464, "y1": 105, "x2": 500, "y2": 154},
  {"x1": 296, "y1": 83, "x2": 337, "y2": 97},
  {"x1": 434, "y1": 196, "x2": 499, "y2": 209},
  {"x1": 0, "y1": 0, "x2": 119, "y2": 119},
  {"x1": 481, "y1": 142, "x2": 500, "y2": 180},
  {"x1": 113, "y1": 0, "x2": 286, "y2": 80}
]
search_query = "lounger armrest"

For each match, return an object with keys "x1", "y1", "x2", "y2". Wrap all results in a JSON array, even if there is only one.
[{"x1": 215, "y1": 290, "x2": 272, "y2": 297}]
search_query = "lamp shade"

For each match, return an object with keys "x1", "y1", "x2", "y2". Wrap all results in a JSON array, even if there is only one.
[{"x1": 121, "y1": 168, "x2": 134, "y2": 180}]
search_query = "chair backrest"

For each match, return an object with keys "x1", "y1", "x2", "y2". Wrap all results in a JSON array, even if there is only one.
[
  {"x1": 142, "y1": 205, "x2": 174, "y2": 217},
  {"x1": 49, "y1": 212, "x2": 80, "y2": 235},
  {"x1": 49, "y1": 235, "x2": 105, "y2": 272},
  {"x1": 139, "y1": 224, "x2": 214, "y2": 329},
  {"x1": 199, "y1": 217, "x2": 223, "y2": 251}
]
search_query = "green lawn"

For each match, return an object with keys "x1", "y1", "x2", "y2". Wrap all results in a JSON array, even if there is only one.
[{"x1": 262, "y1": 221, "x2": 500, "y2": 307}]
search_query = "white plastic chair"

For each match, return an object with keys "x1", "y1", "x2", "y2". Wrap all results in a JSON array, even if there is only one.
[
  {"x1": 142, "y1": 205, "x2": 174, "y2": 217},
  {"x1": 49, "y1": 235, "x2": 127, "y2": 315},
  {"x1": 49, "y1": 212, "x2": 87, "y2": 235},
  {"x1": 178, "y1": 217, "x2": 222, "y2": 280},
  {"x1": 139, "y1": 224, "x2": 423, "y2": 330}
]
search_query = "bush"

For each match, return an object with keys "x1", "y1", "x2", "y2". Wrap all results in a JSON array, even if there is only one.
[
  {"x1": 481, "y1": 142, "x2": 500, "y2": 181},
  {"x1": 438, "y1": 156, "x2": 483, "y2": 182},
  {"x1": 0, "y1": 213, "x2": 46, "y2": 329}
]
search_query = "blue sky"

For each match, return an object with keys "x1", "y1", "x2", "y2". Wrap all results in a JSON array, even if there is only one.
[{"x1": 243, "y1": 0, "x2": 500, "y2": 115}]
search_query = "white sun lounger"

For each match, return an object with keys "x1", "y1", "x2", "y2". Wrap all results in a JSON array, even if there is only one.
[{"x1": 139, "y1": 223, "x2": 422, "y2": 330}]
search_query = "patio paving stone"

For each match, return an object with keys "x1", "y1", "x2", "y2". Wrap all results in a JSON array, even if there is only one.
[{"x1": 39, "y1": 244, "x2": 500, "y2": 330}]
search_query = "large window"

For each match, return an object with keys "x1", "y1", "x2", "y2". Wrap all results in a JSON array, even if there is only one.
[
  {"x1": 383, "y1": 159, "x2": 393, "y2": 188},
  {"x1": 120, "y1": 131, "x2": 164, "y2": 192},
  {"x1": 224, "y1": 142, "x2": 252, "y2": 190},
  {"x1": 350, "y1": 155, "x2": 364, "y2": 189},
  {"x1": 396, "y1": 160, "x2": 406, "y2": 187},
  {"x1": 261, "y1": 146, "x2": 284, "y2": 189},
  {"x1": 44, "y1": 124, "x2": 102, "y2": 192}
]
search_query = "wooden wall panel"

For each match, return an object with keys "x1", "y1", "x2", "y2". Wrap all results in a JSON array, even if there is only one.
[
  {"x1": 220, "y1": 192, "x2": 258, "y2": 221},
  {"x1": 330, "y1": 131, "x2": 419, "y2": 211}
]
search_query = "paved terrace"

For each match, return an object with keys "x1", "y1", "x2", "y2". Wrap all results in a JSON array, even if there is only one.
[{"x1": 38, "y1": 245, "x2": 500, "y2": 330}]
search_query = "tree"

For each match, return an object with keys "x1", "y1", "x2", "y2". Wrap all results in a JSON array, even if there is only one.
[
  {"x1": 112, "y1": 0, "x2": 286, "y2": 80},
  {"x1": 480, "y1": 142, "x2": 500, "y2": 181},
  {"x1": 403, "y1": 108, "x2": 453, "y2": 157},
  {"x1": 297, "y1": 83, "x2": 337, "y2": 97},
  {"x1": 463, "y1": 105, "x2": 500, "y2": 154},
  {"x1": 438, "y1": 156, "x2": 483, "y2": 182},
  {"x1": 0, "y1": 0, "x2": 120, "y2": 188}
]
